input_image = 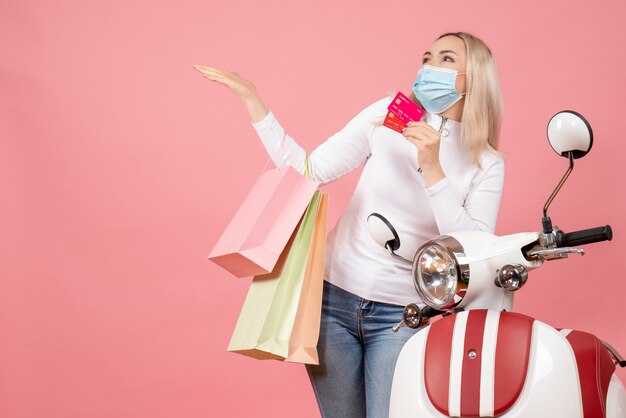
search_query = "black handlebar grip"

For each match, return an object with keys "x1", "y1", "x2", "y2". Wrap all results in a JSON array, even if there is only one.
[
  {"x1": 421, "y1": 306, "x2": 444, "y2": 319},
  {"x1": 557, "y1": 225, "x2": 613, "y2": 247}
]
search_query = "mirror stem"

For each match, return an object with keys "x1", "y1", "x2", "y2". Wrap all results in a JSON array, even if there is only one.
[
  {"x1": 542, "y1": 152, "x2": 575, "y2": 233},
  {"x1": 386, "y1": 245, "x2": 413, "y2": 265}
]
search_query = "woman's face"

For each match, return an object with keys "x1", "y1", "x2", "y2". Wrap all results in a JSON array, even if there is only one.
[{"x1": 422, "y1": 35, "x2": 467, "y2": 94}]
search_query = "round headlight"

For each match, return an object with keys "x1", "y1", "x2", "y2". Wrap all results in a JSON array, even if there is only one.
[{"x1": 412, "y1": 236, "x2": 469, "y2": 310}]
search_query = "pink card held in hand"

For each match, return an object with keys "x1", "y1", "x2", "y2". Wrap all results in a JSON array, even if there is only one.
[{"x1": 387, "y1": 92, "x2": 425, "y2": 124}]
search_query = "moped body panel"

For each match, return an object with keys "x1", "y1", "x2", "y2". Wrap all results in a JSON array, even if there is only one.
[{"x1": 390, "y1": 310, "x2": 626, "y2": 418}]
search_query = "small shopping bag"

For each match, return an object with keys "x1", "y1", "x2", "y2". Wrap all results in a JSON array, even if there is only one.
[
  {"x1": 209, "y1": 165, "x2": 318, "y2": 278},
  {"x1": 285, "y1": 192, "x2": 328, "y2": 365},
  {"x1": 227, "y1": 191, "x2": 322, "y2": 360}
]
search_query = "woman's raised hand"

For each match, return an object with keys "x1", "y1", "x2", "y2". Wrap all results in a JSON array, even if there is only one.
[
  {"x1": 193, "y1": 64, "x2": 269, "y2": 123},
  {"x1": 193, "y1": 65, "x2": 257, "y2": 101},
  {"x1": 402, "y1": 121, "x2": 446, "y2": 187}
]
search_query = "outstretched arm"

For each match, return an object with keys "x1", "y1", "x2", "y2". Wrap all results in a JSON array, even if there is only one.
[{"x1": 195, "y1": 65, "x2": 383, "y2": 184}]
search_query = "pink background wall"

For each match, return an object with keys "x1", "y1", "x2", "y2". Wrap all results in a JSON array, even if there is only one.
[{"x1": 2, "y1": 0, "x2": 625, "y2": 417}]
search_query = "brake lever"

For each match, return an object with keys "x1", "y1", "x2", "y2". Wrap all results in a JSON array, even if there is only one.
[{"x1": 526, "y1": 247, "x2": 585, "y2": 260}]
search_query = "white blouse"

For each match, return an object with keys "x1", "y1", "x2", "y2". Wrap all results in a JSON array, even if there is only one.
[{"x1": 251, "y1": 96, "x2": 504, "y2": 305}]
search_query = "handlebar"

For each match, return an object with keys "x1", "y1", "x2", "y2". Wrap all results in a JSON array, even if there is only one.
[
  {"x1": 556, "y1": 225, "x2": 613, "y2": 247},
  {"x1": 422, "y1": 306, "x2": 444, "y2": 319}
]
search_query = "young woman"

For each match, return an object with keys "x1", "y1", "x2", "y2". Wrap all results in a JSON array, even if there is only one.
[{"x1": 196, "y1": 31, "x2": 504, "y2": 418}]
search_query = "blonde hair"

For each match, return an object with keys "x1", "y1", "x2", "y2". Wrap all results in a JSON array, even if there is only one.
[
  {"x1": 444, "y1": 32, "x2": 503, "y2": 166},
  {"x1": 377, "y1": 32, "x2": 503, "y2": 167}
]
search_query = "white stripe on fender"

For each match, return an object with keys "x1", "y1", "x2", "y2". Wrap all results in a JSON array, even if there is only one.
[
  {"x1": 448, "y1": 311, "x2": 469, "y2": 417},
  {"x1": 479, "y1": 310, "x2": 501, "y2": 417},
  {"x1": 560, "y1": 328, "x2": 572, "y2": 338}
]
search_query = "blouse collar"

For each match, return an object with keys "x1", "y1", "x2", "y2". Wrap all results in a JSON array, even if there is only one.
[{"x1": 423, "y1": 112, "x2": 462, "y2": 141}]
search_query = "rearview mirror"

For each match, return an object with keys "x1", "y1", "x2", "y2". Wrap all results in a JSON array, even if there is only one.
[
  {"x1": 547, "y1": 110, "x2": 593, "y2": 159},
  {"x1": 367, "y1": 213, "x2": 400, "y2": 251}
]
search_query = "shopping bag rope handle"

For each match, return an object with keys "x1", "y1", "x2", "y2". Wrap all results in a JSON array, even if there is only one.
[{"x1": 305, "y1": 156, "x2": 311, "y2": 179}]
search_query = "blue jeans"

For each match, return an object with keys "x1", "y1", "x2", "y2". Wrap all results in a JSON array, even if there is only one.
[{"x1": 305, "y1": 280, "x2": 419, "y2": 418}]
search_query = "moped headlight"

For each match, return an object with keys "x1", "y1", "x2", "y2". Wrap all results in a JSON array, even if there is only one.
[{"x1": 412, "y1": 236, "x2": 470, "y2": 310}]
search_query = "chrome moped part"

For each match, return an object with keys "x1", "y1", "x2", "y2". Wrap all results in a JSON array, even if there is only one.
[
  {"x1": 392, "y1": 303, "x2": 426, "y2": 333},
  {"x1": 526, "y1": 247, "x2": 585, "y2": 260},
  {"x1": 412, "y1": 235, "x2": 470, "y2": 311},
  {"x1": 494, "y1": 264, "x2": 529, "y2": 291}
]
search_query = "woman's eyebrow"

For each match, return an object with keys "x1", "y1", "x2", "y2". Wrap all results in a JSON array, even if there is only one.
[
  {"x1": 439, "y1": 50, "x2": 458, "y2": 55},
  {"x1": 423, "y1": 51, "x2": 432, "y2": 57}
]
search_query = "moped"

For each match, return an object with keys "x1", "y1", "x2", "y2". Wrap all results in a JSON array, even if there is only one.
[{"x1": 367, "y1": 110, "x2": 626, "y2": 417}]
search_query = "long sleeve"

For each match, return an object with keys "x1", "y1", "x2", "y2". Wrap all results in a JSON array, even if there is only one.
[
  {"x1": 425, "y1": 155, "x2": 505, "y2": 234},
  {"x1": 250, "y1": 99, "x2": 388, "y2": 184}
]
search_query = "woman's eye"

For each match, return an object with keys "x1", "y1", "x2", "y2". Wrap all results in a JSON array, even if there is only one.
[
  {"x1": 443, "y1": 55, "x2": 455, "y2": 63},
  {"x1": 422, "y1": 58, "x2": 429, "y2": 64}
]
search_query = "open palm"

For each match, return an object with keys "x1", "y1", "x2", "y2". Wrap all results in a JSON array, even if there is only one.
[{"x1": 193, "y1": 65, "x2": 256, "y2": 99}]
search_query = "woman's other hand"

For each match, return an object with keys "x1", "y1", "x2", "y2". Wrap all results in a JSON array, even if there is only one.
[
  {"x1": 193, "y1": 64, "x2": 269, "y2": 123},
  {"x1": 402, "y1": 121, "x2": 445, "y2": 187}
]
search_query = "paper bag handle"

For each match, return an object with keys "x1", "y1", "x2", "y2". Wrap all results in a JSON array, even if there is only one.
[
  {"x1": 304, "y1": 156, "x2": 312, "y2": 180},
  {"x1": 259, "y1": 156, "x2": 312, "y2": 180}
]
